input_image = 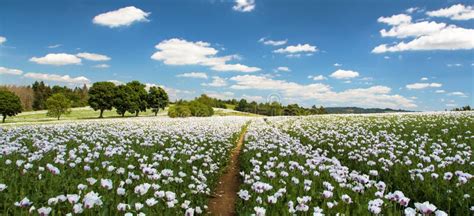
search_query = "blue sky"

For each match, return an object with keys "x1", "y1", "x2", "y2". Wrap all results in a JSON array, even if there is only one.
[{"x1": 0, "y1": 0, "x2": 472, "y2": 110}]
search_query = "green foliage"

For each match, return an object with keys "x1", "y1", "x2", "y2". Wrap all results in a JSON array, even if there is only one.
[
  {"x1": 195, "y1": 94, "x2": 227, "y2": 108},
  {"x1": 235, "y1": 99, "x2": 326, "y2": 116},
  {"x1": 188, "y1": 101, "x2": 214, "y2": 117},
  {"x1": 113, "y1": 85, "x2": 139, "y2": 117},
  {"x1": 32, "y1": 81, "x2": 52, "y2": 110},
  {"x1": 45, "y1": 93, "x2": 71, "y2": 120},
  {"x1": 126, "y1": 81, "x2": 148, "y2": 116},
  {"x1": 168, "y1": 105, "x2": 192, "y2": 118},
  {"x1": 0, "y1": 89, "x2": 22, "y2": 123},
  {"x1": 452, "y1": 105, "x2": 471, "y2": 111},
  {"x1": 147, "y1": 86, "x2": 169, "y2": 116},
  {"x1": 88, "y1": 81, "x2": 116, "y2": 118}
]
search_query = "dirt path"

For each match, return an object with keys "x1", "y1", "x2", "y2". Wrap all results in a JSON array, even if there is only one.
[{"x1": 207, "y1": 125, "x2": 247, "y2": 216}]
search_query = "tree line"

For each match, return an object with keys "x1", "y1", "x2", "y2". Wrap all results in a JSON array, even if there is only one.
[{"x1": 0, "y1": 80, "x2": 169, "y2": 122}]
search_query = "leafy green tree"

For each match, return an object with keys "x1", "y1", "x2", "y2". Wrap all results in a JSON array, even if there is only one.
[
  {"x1": 0, "y1": 90, "x2": 22, "y2": 123},
  {"x1": 127, "y1": 81, "x2": 148, "y2": 117},
  {"x1": 113, "y1": 85, "x2": 139, "y2": 117},
  {"x1": 189, "y1": 101, "x2": 214, "y2": 117},
  {"x1": 147, "y1": 86, "x2": 169, "y2": 116},
  {"x1": 32, "y1": 81, "x2": 52, "y2": 110},
  {"x1": 88, "y1": 82, "x2": 116, "y2": 118},
  {"x1": 168, "y1": 105, "x2": 192, "y2": 118},
  {"x1": 46, "y1": 93, "x2": 71, "y2": 120}
]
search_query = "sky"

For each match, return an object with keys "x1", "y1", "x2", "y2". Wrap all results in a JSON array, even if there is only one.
[{"x1": 0, "y1": 0, "x2": 473, "y2": 111}]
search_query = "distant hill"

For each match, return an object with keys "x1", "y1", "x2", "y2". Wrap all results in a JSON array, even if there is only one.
[{"x1": 325, "y1": 107, "x2": 413, "y2": 114}]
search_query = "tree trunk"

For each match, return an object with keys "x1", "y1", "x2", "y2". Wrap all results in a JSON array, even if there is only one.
[
  {"x1": 57, "y1": 115, "x2": 60, "y2": 120},
  {"x1": 99, "y1": 109, "x2": 104, "y2": 118},
  {"x1": 121, "y1": 113, "x2": 125, "y2": 117},
  {"x1": 154, "y1": 111, "x2": 158, "y2": 116},
  {"x1": 135, "y1": 111, "x2": 139, "y2": 117},
  {"x1": 2, "y1": 115, "x2": 6, "y2": 123}
]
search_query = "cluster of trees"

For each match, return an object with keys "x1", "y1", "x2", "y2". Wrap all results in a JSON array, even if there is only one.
[
  {"x1": 88, "y1": 81, "x2": 169, "y2": 118},
  {"x1": 168, "y1": 95, "x2": 215, "y2": 118},
  {"x1": 235, "y1": 99, "x2": 327, "y2": 116},
  {"x1": 0, "y1": 89, "x2": 22, "y2": 123},
  {"x1": 451, "y1": 105, "x2": 472, "y2": 111}
]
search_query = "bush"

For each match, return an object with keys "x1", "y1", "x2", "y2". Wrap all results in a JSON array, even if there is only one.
[
  {"x1": 189, "y1": 101, "x2": 214, "y2": 117},
  {"x1": 168, "y1": 105, "x2": 192, "y2": 118}
]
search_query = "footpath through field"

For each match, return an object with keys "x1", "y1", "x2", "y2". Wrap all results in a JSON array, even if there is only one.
[{"x1": 207, "y1": 123, "x2": 248, "y2": 216}]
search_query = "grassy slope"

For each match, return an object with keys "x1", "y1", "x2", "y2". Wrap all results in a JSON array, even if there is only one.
[{"x1": 3, "y1": 106, "x2": 260, "y2": 125}]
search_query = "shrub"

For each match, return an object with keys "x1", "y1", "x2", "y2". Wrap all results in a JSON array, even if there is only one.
[{"x1": 168, "y1": 105, "x2": 192, "y2": 118}]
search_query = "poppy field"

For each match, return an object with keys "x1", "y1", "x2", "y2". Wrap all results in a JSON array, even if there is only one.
[{"x1": 1, "y1": 112, "x2": 473, "y2": 216}]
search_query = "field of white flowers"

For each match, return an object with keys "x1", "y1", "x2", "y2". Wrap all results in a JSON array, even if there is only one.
[
  {"x1": 0, "y1": 117, "x2": 248, "y2": 215},
  {"x1": 1, "y1": 112, "x2": 473, "y2": 216},
  {"x1": 237, "y1": 112, "x2": 473, "y2": 215}
]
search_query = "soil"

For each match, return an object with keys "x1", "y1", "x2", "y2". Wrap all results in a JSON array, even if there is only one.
[{"x1": 207, "y1": 127, "x2": 247, "y2": 216}]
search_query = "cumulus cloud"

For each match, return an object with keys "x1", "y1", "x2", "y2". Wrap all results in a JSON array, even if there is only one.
[
  {"x1": 448, "y1": 91, "x2": 468, "y2": 97},
  {"x1": 435, "y1": 90, "x2": 446, "y2": 93},
  {"x1": 406, "y1": 82, "x2": 442, "y2": 89},
  {"x1": 151, "y1": 38, "x2": 260, "y2": 72},
  {"x1": 329, "y1": 69, "x2": 360, "y2": 79},
  {"x1": 233, "y1": 0, "x2": 255, "y2": 12},
  {"x1": 108, "y1": 80, "x2": 124, "y2": 85},
  {"x1": 334, "y1": 63, "x2": 342, "y2": 67},
  {"x1": 30, "y1": 53, "x2": 82, "y2": 66},
  {"x1": 205, "y1": 91, "x2": 235, "y2": 100},
  {"x1": 258, "y1": 37, "x2": 287, "y2": 46},
  {"x1": 377, "y1": 14, "x2": 412, "y2": 26},
  {"x1": 373, "y1": 12, "x2": 474, "y2": 53},
  {"x1": 274, "y1": 44, "x2": 317, "y2": 54},
  {"x1": 177, "y1": 72, "x2": 208, "y2": 79},
  {"x1": 202, "y1": 76, "x2": 228, "y2": 87},
  {"x1": 77, "y1": 52, "x2": 111, "y2": 61},
  {"x1": 229, "y1": 75, "x2": 416, "y2": 108},
  {"x1": 0, "y1": 66, "x2": 23, "y2": 75},
  {"x1": 420, "y1": 77, "x2": 429, "y2": 81},
  {"x1": 0, "y1": 36, "x2": 6, "y2": 45},
  {"x1": 427, "y1": 4, "x2": 474, "y2": 20},
  {"x1": 93, "y1": 64, "x2": 110, "y2": 68},
  {"x1": 93, "y1": 6, "x2": 150, "y2": 28},
  {"x1": 308, "y1": 75, "x2": 327, "y2": 81},
  {"x1": 24, "y1": 72, "x2": 90, "y2": 84},
  {"x1": 276, "y1": 66, "x2": 290, "y2": 72}
]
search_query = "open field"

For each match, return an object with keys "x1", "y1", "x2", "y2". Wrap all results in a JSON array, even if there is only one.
[{"x1": 0, "y1": 112, "x2": 473, "y2": 215}]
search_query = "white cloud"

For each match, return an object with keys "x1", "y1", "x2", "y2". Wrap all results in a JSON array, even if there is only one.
[
  {"x1": 406, "y1": 7, "x2": 419, "y2": 14},
  {"x1": 77, "y1": 52, "x2": 111, "y2": 61},
  {"x1": 242, "y1": 94, "x2": 263, "y2": 102},
  {"x1": 406, "y1": 82, "x2": 442, "y2": 89},
  {"x1": 446, "y1": 103, "x2": 458, "y2": 107},
  {"x1": 276, "y1": 66, "x2": 290, "y2": 72},
  {"x1": 258, "y1": 38, "x2": 287, "y2": 46},
  {"x1": 274, "y1": 44, "x2": 317, "y2": 54},
  {"x1": 146, "y1": 83, "x2": 195, "y2": 101},
  {"x1": 377, "y1": 14, "x2": 412, "y2": 26},
  {"x1": 380, "y1": 21, "x2": 447, "y2": 38},
  {"x1": 384, "y1": 56, "x2": 391, "y2": 59},
  {"x1": 0, "y1": 36, "x2": 6, "y2": 45},
  {"x1": 177, "y1": 72, "x2": 208, "y2": 79},
  {"x1": 233, "y1": 0, "x2": 255, "y2": 12},
  {"x1": 435, "y1": 90, "x2": 446, "y2": 93},
  {"x1": 334, "y1": 63, "x2": 342, "y2": 67},
  {"x1": 151, "y1": 38, "x2": 260, "y2": 72},
  {"x1": 308, "y1": 75, "x2": 327, "y2": 81},
  {"x1": 0, "y1": 66, "x2": 23, "y2": 75},
  {"x1": 29, "y1": 53, "x2": 82, "y2": 66},
  {"x1": 93, "y1": 64, "x2": 110, "y2": 68},
  {"x1": 229, "y1": 75, "x2": 416, "y2": 108},
  {"x1": 202, "y1": 76, "x2": 228, "y2": 87},
  {"x1": 24, "y1": 72, "x2": 90, "y2": 84},
  {"x1": 329, "y1": 69, "x2": 360, "y2": 79},
  {"x1": 372, "y1": 26, "x2": 474, "y2": 53},
  {"x1": 447, "y1": 63, "x2": 462, "y2": 67},
  {"x1": 420, "y1": 77, "x2": 429, "y2": 81},
  {"x1": 427, "y1": 4, "x2": 474, "y2": 20},
  {"x1": 108, "y1": 80, "x2": 124, "y2": 85},
  {"x1": 93, "y1": 6, "x2": 150, "y2": 28},
  {"x1": 449, "y1": 91, "x2": 468, "y2": 97},
  {"x1": 205, "y1": 91, "x2": 235, "y2": 100},
  {"x1": 47, "y1": 44, "x2": 62, "y2": 49}
]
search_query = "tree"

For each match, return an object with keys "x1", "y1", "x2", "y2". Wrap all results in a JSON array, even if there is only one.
[
  {"x1": 32, "y1": 81, "x2": 52, "y2": 110},
  {"x1": 88, "y1": 82, "x2": 116, "y2": 118},
  {"x1": 0, "y1": 90, "x2": 22, "y2": 123},
  {"x1": 147, "y1": 86, "x2": 169, "y2": 116},
  {"x1": 113, "y1": 85, "x2": 138, "y2": 117},
  {"x1": 46, "y1": 93, "x2": 71, "y2": 120},
  {"x1": 168, "y1": 105, "x2": 192, "y2": 118},
  {"x1": 126, "y1": 81, "x2": 148, "y2": 116},
  {"x1": 188, "y1": 101, "x2": 214, "y2": 117}
]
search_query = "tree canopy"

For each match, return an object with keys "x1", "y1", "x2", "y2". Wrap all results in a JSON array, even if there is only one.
[
  {"x1": 147, "y1": 86, "x2": 169, "y2": 116},
  {"x1": 88, "y1": 81, "x2": 116, "y2": 118},
  {"x1": 46, "y1": 93, "x2": 71, "y2": 120},
  {"x1": 0, "y1": 89, "x2": 23, "y2": 123}
]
